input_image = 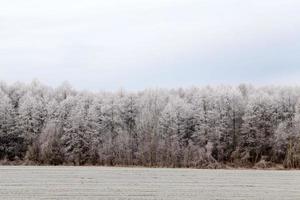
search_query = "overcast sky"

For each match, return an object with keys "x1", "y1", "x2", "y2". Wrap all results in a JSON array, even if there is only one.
[{"x1": 0, "y1": 0, "x2": 300, "y2": 90}]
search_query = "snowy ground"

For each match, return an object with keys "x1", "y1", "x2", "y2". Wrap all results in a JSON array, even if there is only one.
[{"x1": 0, "y1": 166, "x2": 299, "y2": 200}]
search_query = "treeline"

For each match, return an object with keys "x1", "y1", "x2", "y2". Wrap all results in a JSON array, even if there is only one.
[{"x1": 0, "y1": 81, "x2": 300, "y2": 168}]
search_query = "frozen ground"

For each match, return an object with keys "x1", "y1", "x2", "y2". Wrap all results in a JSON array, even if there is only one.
[{"x1": 0, "y1": 166, "x2": 299, "y2": 200}]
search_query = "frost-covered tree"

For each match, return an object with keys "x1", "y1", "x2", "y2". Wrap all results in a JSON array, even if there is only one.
[
  {"x1": 135, "y1": 89, "x2": 167, "y2": 166},
  {"x1": 118, "y1": 94, "x2": 139, "y2": 164},
  {"x1": 18, "y1": 92, "x2": 47, "y2": 146},
  {"x1": 61, "y1": 95, "x2": 93, "y2": 165},
  {"x1": 0, "y1": 90, "x2": 25, "y2": 160},
  {"x1": 96, "y1": 95, "x2": 122, "y2": 165},
  {"x1": 86, "y1": 96, "x2": 105, "y2": 164},
  {"x1": 158, "y1": 96, "x2": 185, "y2": 166},
  {"x1": 274, "y1": 99, "x2": 300, "y2": 168},
  {"x1": 191, "y1": 87, "x2": 219, "y2": 164},
  {"x1": 240, "y1": 91, "x2": 277, "y2": 163},
  {"x1": 39, "y1": 121, "x2": 64, "y2": 165},
  {"x1": 212, "y1": 87, "x2": 245, "y2": 162},
  {"x1": 1, "y1": 81, "x2": 300, "y2": 168}
]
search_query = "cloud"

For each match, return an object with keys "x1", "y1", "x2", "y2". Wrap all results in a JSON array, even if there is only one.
[{"x1": 0, "y1": 0, "x2": 300, "y2": 90}]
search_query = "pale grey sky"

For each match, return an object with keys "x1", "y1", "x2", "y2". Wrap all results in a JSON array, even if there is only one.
[{"x1": 1, "y1": 0, "x2": 300, "y2": 90}]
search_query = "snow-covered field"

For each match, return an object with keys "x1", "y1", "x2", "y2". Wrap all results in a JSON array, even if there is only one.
[{"x1": 0, "y1": 166, "x2": 299, "y2": 200}]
